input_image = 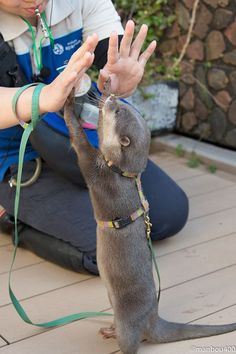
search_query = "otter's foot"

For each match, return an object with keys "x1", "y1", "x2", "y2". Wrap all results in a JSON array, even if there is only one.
[{"x1": 99, "y1": 324, "x2": 116, "y2": 339}]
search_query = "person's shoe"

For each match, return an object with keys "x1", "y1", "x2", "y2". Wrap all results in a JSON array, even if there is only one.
[
  {"x1": 12, "y1": 223, "x2": 99, "y2": 275},
  {"x1": 0, "y1": 208, "x2": 14, "y2": 234}
]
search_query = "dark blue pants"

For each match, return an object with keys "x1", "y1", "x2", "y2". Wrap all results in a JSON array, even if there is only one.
[{"x1": 0, "y1": 121, "x2": 189, "y2": 274}]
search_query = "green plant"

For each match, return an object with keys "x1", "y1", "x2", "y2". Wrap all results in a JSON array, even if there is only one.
[
  {"x1": 208, "y1": 164, "x2": 217, "y2": 174},
  {"x1": 175, "y1": 143, "x2": 185, "y2": 157},
  {"x1": 187, "y1": 152, "x2": 201, "y2": 168}
]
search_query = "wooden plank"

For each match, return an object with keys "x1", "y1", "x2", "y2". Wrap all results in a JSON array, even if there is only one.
[
  {"x1": 149, "y1": 155, "x2": 206, "y2": 181},
  {"x1": 137, "y1": 305, "x2": 236, "y2": 354},
  {"x1": 189, "y1": 185, "x2": 236, "y2": 220},
  {"x1": 0, "y1": 278, "x2": 110, "y2": 343},
  {"x1": 137, "y1": 331, "x2": 236, "y2": 354},
  {"x1": 0, "y1": 262, "x2": 92, "y2": 307},
  {"x1": 2, "y1": 232, "x2": 235, "y2": 310},
  {"x1": 0, "y1": 318, "x2": 119, "y2": 354},
  {"x1": 149, "y1": 152, "x2": 178, "y2": 167},
  {"x1": 155, "y1": 207, "x2": 236, "y2": 256},
  {"x1": 159, "y1": 265, "x2": 236, "y2": 323},
  {"x1": 1, "y1": 234, "x2": 236, "y2": 342},
  {"x1": 2, "y1": 267, "x2": 236, "y2": 354},
  {"x1": 177, "y1": 173, "x2": 234, "y2": 197},
  {"x1": 155, "y1": 232, "x2": 236, "y2": 289},
  {"x1": 0, "y1": 337, "x2": 7, "y2": 347},
  {"x1": 0, "y1": 232, "x2": 11, "y2": 247},
  {"x1": 0, "y1": 244, "x2": 44, "y2": 274}
]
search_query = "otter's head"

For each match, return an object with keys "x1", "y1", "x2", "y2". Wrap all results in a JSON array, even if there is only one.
[{"x1": 98, "y1": 95, "x2": 151, "y2": 174}]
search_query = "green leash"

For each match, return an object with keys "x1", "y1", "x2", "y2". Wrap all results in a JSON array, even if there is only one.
[
  {"x1": 9, "y1": 83, "x2": 161, "y2": 328},
  {"x1": 10, "y1": 83, "x2": 112, "y2": 328}
]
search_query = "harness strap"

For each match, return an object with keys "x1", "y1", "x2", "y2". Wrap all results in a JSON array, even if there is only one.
[
  {"x1": 97, "y1": 157, "x2": 161, "y2": 307},
  {"x1": 10, "y1": 84, "x2": 112, "y2": 328},
  {"x1": 104, "y1": 157, "x2": 138, "y2": 178},
  {"x1": 96, "y1": 170, "x2": 149, "y2": 229},
  {"x1": 97, "y1": 207, "x2": 147, "y2": 229}
]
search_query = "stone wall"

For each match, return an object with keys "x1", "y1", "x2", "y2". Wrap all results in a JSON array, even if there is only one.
[{"x1": 159, "y1": 0, "x2": 236, "y2": 149}]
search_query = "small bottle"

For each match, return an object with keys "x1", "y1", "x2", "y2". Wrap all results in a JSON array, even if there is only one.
[{"x1": 74, "y1": 74, "x2": 99, "y2": 129}]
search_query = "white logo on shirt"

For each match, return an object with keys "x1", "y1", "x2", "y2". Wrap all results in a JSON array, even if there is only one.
[
  {"x1": 65, "y1": 39, "x2": 81, "y2": 51},
  {"x1": 53, "y1": 43, "x2": 64, "y2": 55}
]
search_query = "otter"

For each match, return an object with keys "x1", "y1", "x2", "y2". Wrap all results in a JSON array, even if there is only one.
[{"x1": 64, "y1": 85, "x2": 236, "y2": 354}]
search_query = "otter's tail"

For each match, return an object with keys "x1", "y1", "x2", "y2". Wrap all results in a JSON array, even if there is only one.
[{"x1": 149, "y1": 315, "x2": 236, "y2": 343}]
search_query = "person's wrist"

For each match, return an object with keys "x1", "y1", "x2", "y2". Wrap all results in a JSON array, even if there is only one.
[{"x1": 38, "y1": 84, "x2": 51, "y2": 114}]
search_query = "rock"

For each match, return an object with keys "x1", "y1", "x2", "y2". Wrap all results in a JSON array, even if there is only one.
[
  {"x1": 159, "y1": 39, "x2": 177, "y2": 56},
  {"x1": 181, "y1": 112, "x2": 197, "y2": 131},
  {"x1": 208, "y1": 108, "x2": 227, "y2": 141},
  {"x1": 229, "y1": 70, "x2": 236, "y2": 92},
  {"x1": 166, "y1": 22, "x2": 180, "y2": 39},
  {"x1": 212, "y1": 9, "x2": 233, "y2": 30},
  {"x1": 186, "y1": 40, "x2": 204, "y2": 61},
  {"x1": 193, "y1": 123, "x2": 211, "y2": 139},
  {"x1": 196, "y1": 66, "x2": 214, "y2": 109},
  {"x1": 223, "y1": 50, "x2": 236, "y2": 66},
  {"x1": 207, "y1": 68, "x2": 229, "y2": 90},
  {"x1": 206, "y1": 31, "x2": 226, "y2": 60},
  {"x1": 218, "y1": 0, "x2": 229, "y2": 7},
  {"x1": 177, "y1": 3, "x2": 190, "y2": 31},
  {"x1": 180, "y1": 88, "x2": 195, "y2": 110},
  {"x1": 182, "y1": 73, "x2": 195, "y2": 85},
  {"x1": 183, "y1": 0, "x2": 195, "y2": 9},
  {"x1": 224, "y1": 129, "x2": 236, "y2": 148},
  {"x1": 179, "y1": 81, "x2": 187, "y2": 97},
  {"x1": 194, "y1": 4, "x2": 213, "y2": 39},
  {"x1": 177, "y1": 35, "x2": 187, "y2": 53},
  {"x1": 181, "y1": 61, "x2": 195, "y2": 84},
  {"x1": 195, "y1": 98, "x2": 209, "y2": 120},
  {"x1": 225, "y1": 20, "x2": 236, "y2": 46},
  {"x1": 203, "y1": 0, "x2": 218, "y2": 8},
  {"x1": 228, "y1": 99, "x2": 236, "y2": 124},
  {"x1": 214, "y1": 90, "x2": 232, "y2": 111}
]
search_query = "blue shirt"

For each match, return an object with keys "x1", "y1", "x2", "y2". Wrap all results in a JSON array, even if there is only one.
[{"x1": 0, "y1": 0, "x2": 124, "y2": 181}]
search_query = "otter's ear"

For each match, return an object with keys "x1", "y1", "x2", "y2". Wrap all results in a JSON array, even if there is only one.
[{"x1": 120, "y1": 136, "x2": 130, "y2": 147}]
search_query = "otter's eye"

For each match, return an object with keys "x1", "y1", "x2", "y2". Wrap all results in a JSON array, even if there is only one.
[
  {"x1": 119, "y1": 136, "x2": 130, "y2": 147},
  {"x1": 115, "y1": 107, "x2": 120, "y2": 114}
]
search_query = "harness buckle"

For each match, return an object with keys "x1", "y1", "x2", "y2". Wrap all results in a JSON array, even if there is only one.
[{"x1": 112, "y1": 217, "x2": 132, "y2": 229}]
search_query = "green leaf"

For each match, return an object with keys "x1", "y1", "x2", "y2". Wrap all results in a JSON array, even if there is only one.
[
  {"x1": 208, "y1": 164, "x2": 217, "y2": 174},
  {"x1": 175, "y1": 144, "x2": 185, "y2": 157}
]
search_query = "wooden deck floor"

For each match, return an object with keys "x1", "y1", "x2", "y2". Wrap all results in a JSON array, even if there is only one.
[{"x1": 1, "y1": 151, "x2": 236, "y2": 354}]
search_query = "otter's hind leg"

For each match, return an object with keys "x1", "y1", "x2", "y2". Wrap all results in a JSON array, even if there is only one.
[{"x1": 116, "y1": 319, "x2": 143, "y2": 354}]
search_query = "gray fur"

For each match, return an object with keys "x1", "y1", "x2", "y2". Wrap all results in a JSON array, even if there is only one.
[{"x1": 64, "y1": 91, "x2": 236, "y2": 354}]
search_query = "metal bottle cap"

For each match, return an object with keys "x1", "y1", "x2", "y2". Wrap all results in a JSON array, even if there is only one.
[{"x1": 74, "y1": 74, "x2": 92, "y2": 97}]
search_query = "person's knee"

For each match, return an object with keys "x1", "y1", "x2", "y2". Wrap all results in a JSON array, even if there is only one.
[{"x1": 151, "y1": 188, "x2": 189, "y2": 241}]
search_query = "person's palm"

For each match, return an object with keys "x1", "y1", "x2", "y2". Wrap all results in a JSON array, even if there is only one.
[{"x1": 98, "y1": 21, "x2": 156, "y2": 97}]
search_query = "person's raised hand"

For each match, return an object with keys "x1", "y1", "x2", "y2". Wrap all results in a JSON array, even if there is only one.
[
  {"x1": 97, "y1": 20, "x2": 156, "y2": 97},
  {"x1": 41, "y1": 33, "x2": 98, "y2": 112}
]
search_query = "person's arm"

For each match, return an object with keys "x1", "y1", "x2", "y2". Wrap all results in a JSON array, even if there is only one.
[{"x1": 0, "y1": 34, "x2": 98, "y2": 129}]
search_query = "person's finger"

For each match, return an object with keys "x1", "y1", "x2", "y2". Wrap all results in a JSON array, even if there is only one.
[
  {"x1": 97, "y1": 69, "x2": 110, "y2": 92},
  {"x1": 63, "y1": 52, "x2": 94, "y2": 87},
  {"x1": 138, "y1": 40, "x2": 157, "y2": 67},
  {"x1": 130, "y1": 24, "x2": 148, "y2": 60},
  {"x1": 107, "y1": 32, "x2": 119, "y2": 65},
  {"x1": 119, "y1": 20, "x2": 135, "y2": 58},
  {"x1": 70, "y1": 33, "x2": 98, "y2": 64}
]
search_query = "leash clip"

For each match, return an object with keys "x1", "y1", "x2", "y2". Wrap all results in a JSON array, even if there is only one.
[{"x1": 145, "y1": 215, "x2": 152, "y2": 239}]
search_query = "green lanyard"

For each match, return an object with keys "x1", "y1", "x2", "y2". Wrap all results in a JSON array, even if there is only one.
[
  {"x1": 10, "y1": 84, "x2": 112, "y2": 328},
  {"x1": 21, "y1": 12, "x2": 54, "y2": 72}
]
